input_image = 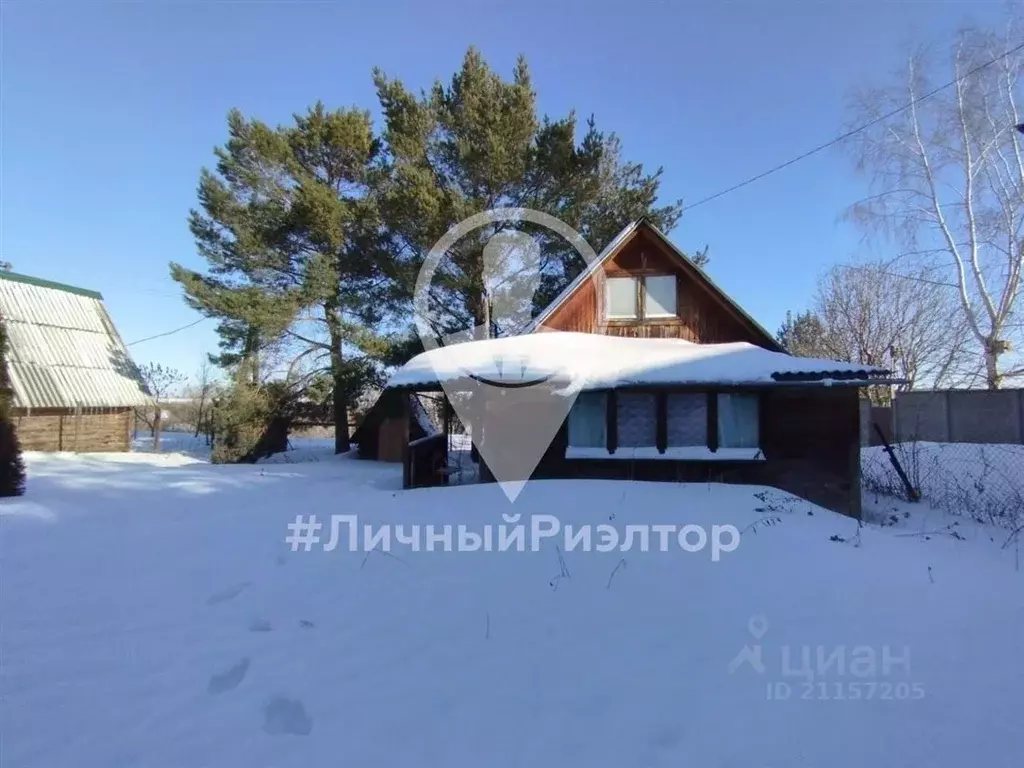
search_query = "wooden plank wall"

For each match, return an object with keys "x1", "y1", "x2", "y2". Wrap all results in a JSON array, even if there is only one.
[
  {"x1": 13, "y1": 409, "x2": 132, "y2": 452},
  {"x1": 540, "y1": 229, "x2": 773, "y2": 348},
  {"x1": 530, "y1": 386, "x2": 863, "y2": 518}
]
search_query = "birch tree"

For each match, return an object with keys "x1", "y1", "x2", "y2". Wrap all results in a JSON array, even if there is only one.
[{"x1": 846, "y1": 22, "x2": 1024, "y2": 388}]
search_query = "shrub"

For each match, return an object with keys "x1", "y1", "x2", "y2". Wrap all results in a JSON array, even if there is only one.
[
  {"x1": 0, "y1": 419, "x2": 25, "y2": 496},
  {"x1": 0, "y1": 321, "x2": 25, "y2": 496},
  {"x1": 210, "y1": 380, "x2": 295, "y2": 464}
]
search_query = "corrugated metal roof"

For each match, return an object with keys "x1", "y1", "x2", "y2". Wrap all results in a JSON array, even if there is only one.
[{"x1": 0, "y1": 272, "x2": 151, "y2": 409}]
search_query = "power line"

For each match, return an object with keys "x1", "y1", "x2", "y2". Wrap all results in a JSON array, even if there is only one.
[
  {"x1": 834, "y1": 263, "x2": 959, "y2": 288},
  {"x1": 686, "y1": 40, "x2": 1024, "y2": 211},
  {"x1": 127, "y1": 317, "x2": 209, "y2": 346}
]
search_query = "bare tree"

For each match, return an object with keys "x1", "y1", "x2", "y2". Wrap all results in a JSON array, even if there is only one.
[
  {"x1": 136, "y1": 363, "x2": 186, "y2": 450},
  {"x1": 811, "y1": 261, "x2": 976, "y2": 391},
  {"x1": 183, "y1": 358, "x2": 218, "y2": 442},
  {"x1": 846, "y1": 21, "x2": 1024, "y2": 387}
]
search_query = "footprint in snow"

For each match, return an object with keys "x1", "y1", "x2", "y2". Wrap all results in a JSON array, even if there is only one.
[
  {"x1": 206, "y1": 582, "x2": 251, "y2": 606},
  {"x1": 263, "y1": 696, "x2": 313, "y2": 736},
  {"x1": 651, "y1": 727, "x2": 681, "y2": 749},
  {"x1": 207, "y1": 658, "x2": 250, "y2": 695},
  {"x1": 248, "y1": 618, "x2": 273, "y2": 633}
]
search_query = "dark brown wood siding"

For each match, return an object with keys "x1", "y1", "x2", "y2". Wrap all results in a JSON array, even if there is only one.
[
  {"x1": 759, "y1": 386, "x2": 862, "y2": 517},
  {"x1": 356, "y1": 391, "x2": 409, "y2": 461},
  {"x1": 526, "y1": 385, "x2": 863, "y2": 518},
  {"x1": 540, "y1": 229, "x2": 775, "y2": 348},
  {"x1": 13, "y1": 407, "x2": 132, "y2": 452}
]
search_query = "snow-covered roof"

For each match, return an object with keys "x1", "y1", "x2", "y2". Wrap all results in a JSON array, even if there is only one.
[
  {"x1": 386, "y1": 331, "x2": 888, "y2": 392},
  {"x1": 520, "y1": 218, "x2": 783, "y2": 351}
]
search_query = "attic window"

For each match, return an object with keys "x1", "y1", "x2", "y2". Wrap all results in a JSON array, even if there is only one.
[
  {"x1": 606, "y1": 277, "x2": 638, "y2": 318},
  {"x1": 645, "y1": 275, "x2": 677, "y2": 318},
  {"x1": 604, "y1": 275, "x2": 677, "y2": 320}
]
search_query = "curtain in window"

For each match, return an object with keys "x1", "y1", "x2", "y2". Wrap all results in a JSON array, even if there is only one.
[
  {"x1": 644, "y1": 275, "x2": 677, "y2": 317},
  {"x1": 606, "y1": 277, "x2": 638, "y2": 318},
  {"x1": 717, "y1": 393, "x2": 759, "y2": 448},
  {"x1": 567, "y1": 391, "x2": 607, "y2": 447},
  {"x1": 666, "y1": 393, "x2": 707, "y2": 446},
  {"x1": 616, "y1": 392, "x2": 656, "y2": 447}
]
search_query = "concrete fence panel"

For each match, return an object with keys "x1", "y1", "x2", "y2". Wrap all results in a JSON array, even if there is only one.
[
  {"x1": 893, "y1": 389, "x2": 1024, "y2": 445},
  {"x1": 894, "y1": 391, "x2": 951, "y2": 443},
  {"x1": 947, "y1": 389, "x2": 1022, "y2": 444}
]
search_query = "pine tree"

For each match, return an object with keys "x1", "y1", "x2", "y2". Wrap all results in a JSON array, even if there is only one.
[
  {"x1": 0, "y1": 319, "x2": 26, "y2": 497},
  {"x1": 373, "y1": 47, "x2": 686, "y2": 337},
  {"x1": 172, "y1": 105, "x2": 392, "y2": 453},
  {"x1": 776, "y1": 310, "x2": 830, "y2": 358}
]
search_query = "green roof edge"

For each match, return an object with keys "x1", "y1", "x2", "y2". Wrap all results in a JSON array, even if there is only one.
[{"x1": 0, "y1": 270, "x2": 104, "y2": 300}]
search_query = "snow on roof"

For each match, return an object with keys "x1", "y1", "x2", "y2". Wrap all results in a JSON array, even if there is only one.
[{"x1": 386, "y1": 331, "x2": 888, "y2": 392}]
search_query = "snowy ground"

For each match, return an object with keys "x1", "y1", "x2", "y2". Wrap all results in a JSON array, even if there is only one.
[
  {"x1": 2, "y1": 447, "x2": 1023, "y2": 767},
  {"x1": 131, "y1": 430, "x2": 340, "y2": 464}
]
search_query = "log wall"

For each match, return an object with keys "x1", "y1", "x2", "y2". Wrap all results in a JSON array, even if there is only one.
[{"x1": 13, "y1": 408, "x2": 132, "y2": 452}]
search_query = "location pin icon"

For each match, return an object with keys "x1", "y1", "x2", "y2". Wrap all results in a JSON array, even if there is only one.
[{"x1": 412, "y1": 209, "x2": 600, "y2": 502}]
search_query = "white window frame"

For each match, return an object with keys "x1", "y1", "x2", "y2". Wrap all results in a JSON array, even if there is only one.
[
  {"x1": 603, "y1": 274, "x2": 678, "y2": 321},
  {"x1": 644, "y1": 275, "x2": 677, "y2": 318},
  {"x1": 605, "y1": 276, "x2": 639, "y2": 319}
]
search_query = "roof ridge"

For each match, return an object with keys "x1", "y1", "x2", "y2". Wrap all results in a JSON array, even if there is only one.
[
  {"x1": 521, "y1": 220, "x2": 784, "y2": 352},
  {"x1": 0, "y1": 270, "x2": 104, "y2": 299}
]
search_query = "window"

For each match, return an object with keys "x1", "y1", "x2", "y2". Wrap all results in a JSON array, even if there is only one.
[
  {"x1": 567, "y1": 391, "x2": 607, "y2": 448},
  {"x1": 717, "y1": 393, "x2": 759, "y2": 448},
  {"x1": 645, "y1": 275, "x2": 677, "y2": 317},
  {"x1": 566, "y1": 390, "x2": 762, "y2": 461},
  {"x1": 604, "y1": 275, "x2": 677, "y2": 320},
  {"x1": 606, "y1": 277, "x2": 638, "y2": 319},
  {"x1": 617, "y1": 393, "x2": 656, "y2": 448},
  {"x1": 666, "y1": 393, "x2": 707, "y2": 447}
]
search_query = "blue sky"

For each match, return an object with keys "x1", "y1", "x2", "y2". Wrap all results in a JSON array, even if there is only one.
[{"x1": 1, "y1": 0, "x2": 1012, "y2": 378}]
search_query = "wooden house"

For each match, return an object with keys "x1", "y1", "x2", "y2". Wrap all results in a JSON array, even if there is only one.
[
  {"x1": 360, "y1": 219, "x2": 891, "y2": 517},
  {"x1": 0, "y1": 270, "x2": 151, "y2": 451}
]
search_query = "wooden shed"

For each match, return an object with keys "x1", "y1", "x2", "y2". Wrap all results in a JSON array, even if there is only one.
[
  {"x1": 0, "y1": 271, "x2": 151, "y2": 452},
  {"x1": 351, "y1": 390, "x2": 439, "y2": 462}
]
